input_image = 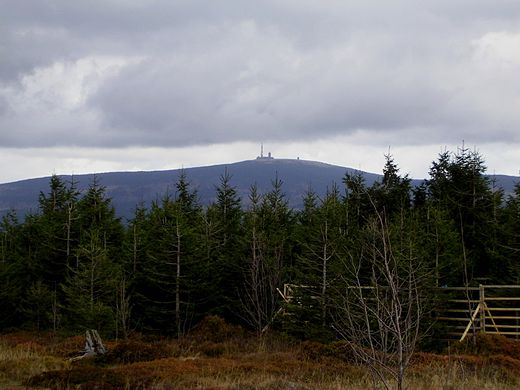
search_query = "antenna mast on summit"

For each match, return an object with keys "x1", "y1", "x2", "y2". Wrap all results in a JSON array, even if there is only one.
[{"x1": 261, "y1": 143, "x2": 264, "y2": 158}]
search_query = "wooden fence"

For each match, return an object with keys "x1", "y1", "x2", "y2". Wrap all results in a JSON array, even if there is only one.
[
  {"x1": 435, "y1": 285, "x2": 520, "y2": 341},
  {"x1": 277, "y1": 284, "x2": 520, "y2": 341}
]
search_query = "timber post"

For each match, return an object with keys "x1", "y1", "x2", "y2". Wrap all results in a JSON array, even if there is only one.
[{"x1": 479, "y1": 284, "x2": 486, "y2": 333}]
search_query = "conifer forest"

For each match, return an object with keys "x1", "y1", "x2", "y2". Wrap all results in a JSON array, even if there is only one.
[{"x1": 1, "y1": 146, "x2": 520, "y2": 344}]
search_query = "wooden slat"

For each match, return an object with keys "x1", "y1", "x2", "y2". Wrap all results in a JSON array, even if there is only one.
[
  {"x1": 484, "y1": 331, "x2": 520, "y2": 335},
  {"x1": 483, "y1": 285, "x2": 520, "y2": 289},
  {"x1": 435, "y1": 287, "x2": 480, "y2": 291},
  {"x1": 447, "y1": 299, "x2": 480, "y2": 304},
  {"x1": 486, "y1": 307, "x2": 520, "y2": 312},
  {"x1": 436, "y1": 317, "x2": 473, "y2": 322},
  {"x1": 444, "y1": 325, "x2": 480, "y2": 336},
  {"x1": 460, "y1": 303, "x2": 481, "y2": 342},
  {"x1": 486, "y1": 324, "x2": 520, "y2": 329},
  {"x1": 485, "y1": 297, "x2": 520, "y2": 301},
  {"x1": 443, "y1": 309, "x2": 471, "y2": 313}
]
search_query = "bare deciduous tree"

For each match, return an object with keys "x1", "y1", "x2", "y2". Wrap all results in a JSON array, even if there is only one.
[
  {"x1": 240, "y1": 183, "x2": 288, "y2": 336},
  {"x1": 240, "y1": 202, "x2": 278, "y2": 335},
  {"x1": 334, "y1": 210, "x2": 427, "y2": 390}
]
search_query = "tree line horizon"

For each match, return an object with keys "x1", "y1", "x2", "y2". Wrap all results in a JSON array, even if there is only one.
[{"x1": 1, "y1": 145, "x2": 519, "y2": 346}]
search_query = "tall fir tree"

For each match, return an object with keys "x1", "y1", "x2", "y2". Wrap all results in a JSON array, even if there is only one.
[
  {"x1": 62, "y1": 229, "x2": 120, "y2": 333},
  {"x1": 203, "y1": 169, "x2": 244, "y2": 321},
  {"x1": 0, "y1": 212, "x2": 25, "y2": 328},
  {"x1": 76, "y1": 176, "x2": 124, "y2": 263},
  {"x1": 427, "y1": 147, "x2": 497, "y2": 283},
  {"x1": 35, "y1": 175, "x2": 80, "y2": 288},
  {"x1": 134, "y1": 172, "x2": 203, "y2": 336},
  {"x1": 241, "y1": 178, "x2": 293, "y2": 333},
  {"x1": 290, "y1": 184, "x2": 346, "y2": 340}
]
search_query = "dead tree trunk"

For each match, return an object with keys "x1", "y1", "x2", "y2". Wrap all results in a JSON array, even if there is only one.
[{"x1": 69, "y1": 329, "x2": 106, "y2": 361}]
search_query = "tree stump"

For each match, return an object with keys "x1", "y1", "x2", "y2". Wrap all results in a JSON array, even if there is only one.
[{"x1": 69, "y1": 329, "x2": 106, "y2": 361}]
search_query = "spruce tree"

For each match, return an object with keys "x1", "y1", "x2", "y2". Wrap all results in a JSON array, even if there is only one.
[
  {"x1": 427, "y1": 147, "x2": 496, "y2": 283},
  {"x1": 241, "y1": 178, "x2": 293, "y2": 333},
  {"x1": 61, "y1": 176, "x2": 124, "y2": 333},
  {"x1": 62, "y1": 229, "x2": 119, "y2": 333},
  {"x1": 368, "y1": 153, "x2": 412, "y2": 218},
  {"x1": 499, "y1": 183, "x2": 520, "y2": 282},
  {"x1": 0, "y1": 212, "x2": 25, "y2": 328},
  {"x1": 203, "y1": 169, "x2": 244, "y2": 321},
  {"x1": 35, "y1": 175, "x2": 80, "y2": 288},
  {"x1": 290, "y1": 184, "x2": 345, "y2": 340},
  {"x1": 135, "y1": 172, "x2": 203, "y2": 336},
  {"x1": 76, "y1": 176, "x2": 124, "y2": 263}
]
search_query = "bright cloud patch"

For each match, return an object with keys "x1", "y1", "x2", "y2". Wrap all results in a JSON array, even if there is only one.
[
  {"x1": 9, "y1": 56, "x2": 138, "y2": 112},
  {"x1": 0, "y1": 56, "x2": 141, "y2": 147},
  {"x1": 473, "y1": 31, "x2": 520, "y2": 68}
]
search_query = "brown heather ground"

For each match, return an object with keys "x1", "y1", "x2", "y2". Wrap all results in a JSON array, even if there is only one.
[{"x1": 2, "y1": 318, "x2": 520, "y2": 389}]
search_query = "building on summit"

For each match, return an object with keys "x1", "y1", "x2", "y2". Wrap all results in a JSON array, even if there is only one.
[{"x1": 256, "y1": 144, "x2": 274, "y2": 160}]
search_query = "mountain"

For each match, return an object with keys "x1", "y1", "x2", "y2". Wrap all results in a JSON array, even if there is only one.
[{"x1": 0, "y1": 158, "x2": 517, "y2": 221}]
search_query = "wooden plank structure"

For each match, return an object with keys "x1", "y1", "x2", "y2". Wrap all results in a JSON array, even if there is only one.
[
  {"x1": 435, "y1": 285, "x2": 520, "y2": 341},
  {"x1": 277, "y1": 283, "x2": 520, "y2": 342}
]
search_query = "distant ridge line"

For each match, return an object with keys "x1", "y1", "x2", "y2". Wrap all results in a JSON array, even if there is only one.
[{"x1": 0, "y1": 158, "x2": 517, "y2": 220}]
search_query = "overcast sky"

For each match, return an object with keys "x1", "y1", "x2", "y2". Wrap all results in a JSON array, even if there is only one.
[{"x1": 1, "y1": 0, "x2": 520, "y2": 183}]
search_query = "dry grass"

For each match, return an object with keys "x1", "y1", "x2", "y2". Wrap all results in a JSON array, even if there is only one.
[
  {"x1": 0, "y1": 337, "x2": 69, "y2": 387},
  {"x1": 3, "y1": 323, "x2": 520, "y2": 389}
]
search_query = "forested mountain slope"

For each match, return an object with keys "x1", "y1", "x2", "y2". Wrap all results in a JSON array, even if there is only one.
[
  {"x1": 0, "y1": 158, "x2": 384, "y2": 219},
  {"x1": 0, "y1": 158, "x2": 517, "y2": 220}
]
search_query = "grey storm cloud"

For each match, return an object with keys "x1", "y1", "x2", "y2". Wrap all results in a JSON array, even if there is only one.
[{"x1": 2, "y1": 0, "x2": 520, "y2": 148}]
